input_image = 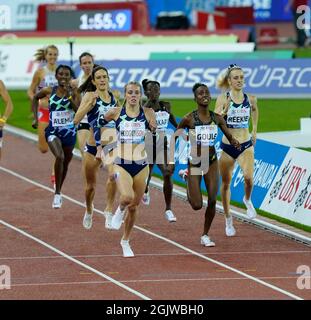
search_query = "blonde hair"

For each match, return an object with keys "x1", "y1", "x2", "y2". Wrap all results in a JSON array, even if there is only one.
[
  {"x1": 122, "y1": 81, "x2": 142, "y2": 107},
  {"x1": 34, "y1": 45, "x2": 58, "y2": 62},
  {"x1": 217, "y1": 64, "x2": 243, "y2": 91}
]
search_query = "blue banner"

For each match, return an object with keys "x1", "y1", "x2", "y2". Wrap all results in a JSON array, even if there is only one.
[{"x1": 69, "y1": 59, "x2": 311, "y2": 98}]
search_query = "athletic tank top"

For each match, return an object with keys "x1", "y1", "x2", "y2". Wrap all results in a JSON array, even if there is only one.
[
  {"x1": 115, "y1": 107, "x2": 149, "y2": 145},
  {"x1": 155, "y1": 101, "x2": 170, "y2": 132},
  {"x1": 224, "y1": 92, "x2": 251, "y2": 129},
  {"x1": 38, "y1": 66, "x2": 58, "y2": 90},
  {"x1": 192, "y1": 110, "x2": 218, "y2": 147},
  {"x1": 49, "y1": 86, "x2": 75, "y2": 129},
  {"x1": 87, "y1": 92, "x2": 117, "y2": 129}
]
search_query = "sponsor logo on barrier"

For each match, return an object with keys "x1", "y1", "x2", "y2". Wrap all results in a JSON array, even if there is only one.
[
  {"x1": 268, "y1": 159, "x2": 292, "y2": 204},
  {"x1": 0, "y1": 265, "x2": 11, "y2": 290},
  {"x1": 297, "y1": 265, "x2": 311, "y2": 290},
  {"x1": 293, "y1": 174, "x2": 311, "y2": 213},
  {"x1": 261, "y1": 148, "x2": 311, "y2": 227}
]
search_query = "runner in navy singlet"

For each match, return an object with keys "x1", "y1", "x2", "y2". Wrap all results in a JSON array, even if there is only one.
[
  {"x1": 33, "y1": 65, "x2": 79, "y2": 209},
  {"x1": 215, "y1": 64, "x2": 259, "y2": 236},
  {"x1": 99, "y1": 81, "x2": 157, "y2": 257}
]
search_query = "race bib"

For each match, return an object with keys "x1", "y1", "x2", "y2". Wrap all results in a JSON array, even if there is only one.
[
  {"x1": 51, "y1": 110, "x2": 74, "y2": 127},
  {"x1": 156, "y1": 111, "x2": 170, "y2": 131},
  {"x1": 226, "y1": 107, "x2": 250, "y2": 128},
  {"x1": 195, "y1": 125, "x2": 218, "y2": 147},
  {"x1": 119, "y1": 120, "x2": 145, "y2": 144}
]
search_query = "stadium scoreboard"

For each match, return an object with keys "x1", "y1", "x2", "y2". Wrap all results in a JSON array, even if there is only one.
[
  {"x1": 46, "y1": 9, "x2": 132, "y2": 31},
  {"x1": 37, "y1": 2, "x2": 149, "y2": 32}
]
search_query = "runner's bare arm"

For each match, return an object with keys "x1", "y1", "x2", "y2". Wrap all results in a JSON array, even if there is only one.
[
  {"x1": 164, "y1": 102, "x2": 178, "y2": 129},
  {"x1": 73, "y1": 92, "x2": 97, "y2": 124},
  {"x1": 250, "y1": 95, "x2": 258, "y2": 145},
  {"x1": 27, "y1": 69, "x2": 43, "y2": 101},
  {"x1": 0, "y1": 80, "x2": 13, "y2": 128},
  {"x1": 32, "y1": 87, "x2": 52, "y2": 128},
  {"x1": 214, "y1": 94, "x2": 230, "y2": 116}
]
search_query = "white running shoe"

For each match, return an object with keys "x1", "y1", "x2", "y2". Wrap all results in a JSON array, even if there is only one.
[
  {"x1": 111, "y1": 206, "x2": 125, "y2": 230},
  {"x1": 52, "y1": 194, "x2": 62, "y2": 209},
  {"x1": 120, "y1": 239, "x2": 134, "y2": 257},
  {"x1": 225, "y1": 215, "x2": 236, "y2": 237},
  {"x1": 243, "y1": 196, "x2": 257, "y2": 219},
  {"x1": 165, "y1": 210, "x2": 177, "y2": 222},
  {"x1": 141, "y1": 191, "x2": 150, "y2": 205},
  {"x1": 178, "y1": 168, "x2": 188, "y2": 181},
  {"x1": 83, "y1": 212, "x2": 93, "y2": 230},
  {"x1": 104, "y1": 211, "x2": 113, "y2": 230},
  {"x1": 200, "y1": 235, "x2": 215, "y2": 247}
]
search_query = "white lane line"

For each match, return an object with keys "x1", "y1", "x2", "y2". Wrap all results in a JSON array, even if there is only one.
[
  {"x1": 0, "y1": 219, "x2": 150, "y2": 300},
  {"x1": 0, "y1": 249, "x2": 310, "y2": 261},
  {"x1": 0, "y1": 165, "x2": 304, "y2": 300},
  {"x1": 9, "y1": 276, "x2": 299, "y2": 288}
]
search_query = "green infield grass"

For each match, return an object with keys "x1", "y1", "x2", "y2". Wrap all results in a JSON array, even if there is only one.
[{"x1": 3, "y1": 90, "x2": 311, "y2": 135}]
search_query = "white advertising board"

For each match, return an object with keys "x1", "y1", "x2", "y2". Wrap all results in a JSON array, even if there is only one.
[{"x1": 260, "y1": 148, "x2": 311, "y2": 227}]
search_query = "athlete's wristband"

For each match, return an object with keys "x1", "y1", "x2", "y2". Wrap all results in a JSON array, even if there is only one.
[{"x1": 0, "y1": 117, "x2": 7, "y2": 124}]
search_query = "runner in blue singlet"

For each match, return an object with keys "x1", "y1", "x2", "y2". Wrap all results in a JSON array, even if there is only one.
[
  {"x1": 99, "y1": 81, "x2": 157, "y2": 257},
  {"x1": 33, "y1": 65, "x2": 79, "y2": 209},
  {"x1": 74, "y1": 66, "x2": 119, "y2": 230}
]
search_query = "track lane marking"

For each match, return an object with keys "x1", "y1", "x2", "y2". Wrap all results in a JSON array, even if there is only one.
[{"x1": 0, "y1": 215, "x2": 150, "y2": 300}]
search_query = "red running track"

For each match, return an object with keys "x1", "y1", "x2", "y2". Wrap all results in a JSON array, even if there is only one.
[{"x1": 0, "y1": 133, "x2": 310, "y2": 300}]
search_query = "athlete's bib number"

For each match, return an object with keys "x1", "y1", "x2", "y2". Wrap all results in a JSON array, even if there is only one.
[
  {"x1": 195, "y1": 125, "x2": 218, "y2": 146},
  {"x1": 227, "y1": 107, "x2": 250, "y2": 128},
  {"x1": 156, "y1": 111, "x2": 170, "y2": 131},
  {"x1": 120, "y1": 121, "x2": 145, "y2": 144},
  {"x1": 52, "y1": 110, "x2": 74, "y2": 127}
]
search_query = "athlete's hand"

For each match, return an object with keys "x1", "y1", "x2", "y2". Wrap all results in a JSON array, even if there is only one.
[
  {"x1": 230, "y1": 138, "x2": 241, "y2": 150},
  {"x1": 65, "y1": 84, "x2": 73, "y2": 98},
  {"x1": 251, "y1": 131, "x2": 257, "y2": 146},
  {"x1": 32, "y1": 119, "x2": 38, "y2": 129},
  {"x1": 222, "y1": 95, "x2": 231, "y2": 116},
  {"x1": 95, "y1": 148, "x2": 103, "y2": 161}
]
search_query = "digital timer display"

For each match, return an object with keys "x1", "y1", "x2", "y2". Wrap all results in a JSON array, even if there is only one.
[{"x1": 47, "y1": 9, "x2": 132, "y2": 31}]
